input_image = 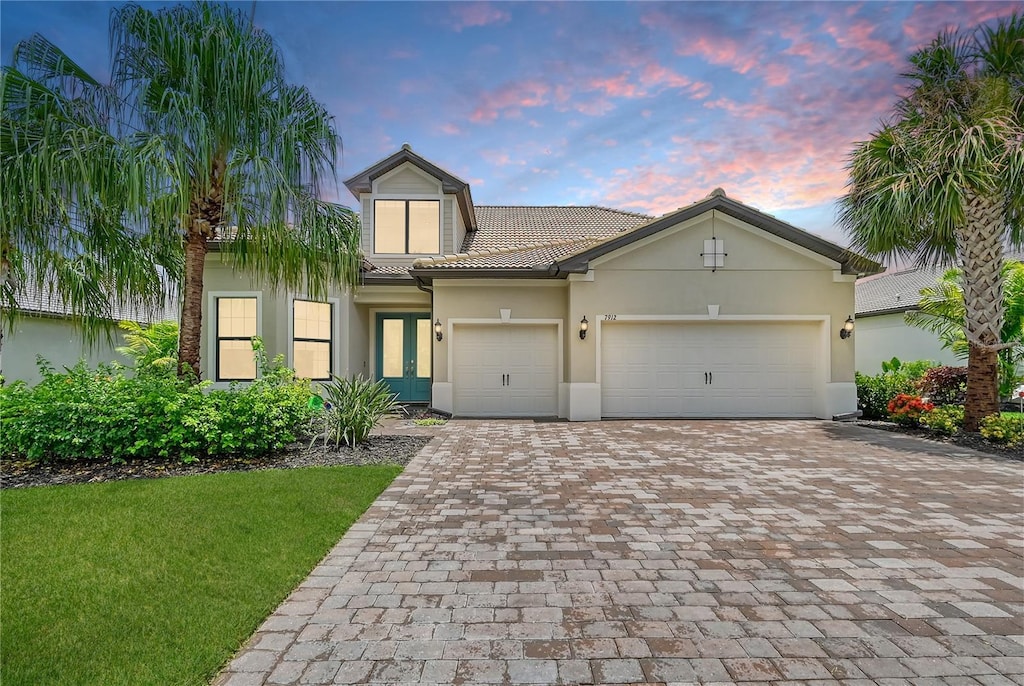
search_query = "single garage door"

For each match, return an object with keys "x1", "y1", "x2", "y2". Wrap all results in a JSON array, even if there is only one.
[
  {"x1": 453, "y1": 324, "x2": 559, "y2": 417},
  {"x1": 601, "y1": 321, "x2": 821, "y2": 418}
]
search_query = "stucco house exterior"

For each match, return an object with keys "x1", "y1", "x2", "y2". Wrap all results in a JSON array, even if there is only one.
[
  {"x1": 854, "y1": 254, "x2": 1023, "y2": 376},
  {"x1": 854, "y1": 265, "x2": 961, "y2": 374},
  {"x1": 200, "y1": 145, "x2": 882, "y2": 420},
  {"x1": 2, "y1": 282, "x2": 178, "y2": 386}
]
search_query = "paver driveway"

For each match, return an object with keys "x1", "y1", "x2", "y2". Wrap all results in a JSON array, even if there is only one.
[{"x1": 216, "y1": 420, "x2": 1023, "y2": 685}]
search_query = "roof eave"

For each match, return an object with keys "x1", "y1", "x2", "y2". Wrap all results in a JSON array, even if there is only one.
[{"x1": 409, "y1": 265, "x2": 564, "y2": 284}]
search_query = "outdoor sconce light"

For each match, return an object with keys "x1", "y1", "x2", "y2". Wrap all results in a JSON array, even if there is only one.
[
  {"x1": 434, "y1": 318, "x2": 443, "y2": 342},
  {"x1": 839, "y1": 315, "x2": 855, "y2": 339},
  {"x1": 579, "y1": 315, "x2": 589, "y2": 340}
]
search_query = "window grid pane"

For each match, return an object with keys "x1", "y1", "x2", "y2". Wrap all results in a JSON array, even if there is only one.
[
  {"x1": 218, "y1": 297, "x2": 257, "y2": 337},
  {"x1": 294, "y1": 300, "x2": 332, "y2": 340},
  {"x1": 219, "y1": 340, "x2": 256, "y2": 380},
  {"x1": 293, "y1": 341, "x2": 330, "y2": 380},
  {"x1": 374, "y1": 200, "x2": 407, "y2": 254},
  {"x1": 408, "y1": 201, "x2": 440, "y2": 254}
]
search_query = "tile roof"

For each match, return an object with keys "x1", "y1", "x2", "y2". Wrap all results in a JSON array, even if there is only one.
[
  {"x1": 413, "y1": 238, "x2": 603, "y2": 270},
  {"x1": 13, "y1": 280, "x2": 179, "y2": 323},
  {"x1": 855, "y1": 264, "x2": 951, "y2": 316},
  {"x1": 856, "y1": 252, "x2": 1024, "y2": 316},
  {"x1": 463, "y1": 206, "x2": 652, "y2": 251}
]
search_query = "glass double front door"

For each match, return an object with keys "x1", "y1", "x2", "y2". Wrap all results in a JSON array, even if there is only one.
[{"x1": 376, "y1": 313, "x2": 431, "y2": 402}]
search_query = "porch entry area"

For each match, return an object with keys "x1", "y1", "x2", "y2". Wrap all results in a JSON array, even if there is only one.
[{"x1": 375, "y1": 313, "x2": 431, "y2": 402}]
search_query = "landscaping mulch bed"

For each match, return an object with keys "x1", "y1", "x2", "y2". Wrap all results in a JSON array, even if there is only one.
[
  {"x1": 0, "y1": 435, "x2": 432, "y2": 490},
  {"x1": 855, "y1": 419, "x2": 1022, "y2": 461}
]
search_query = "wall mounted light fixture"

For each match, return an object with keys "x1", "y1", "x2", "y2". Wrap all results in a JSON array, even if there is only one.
[
  {"x1": 839, "y1": 315, "x2": 855, "y2": 339},
  {"x1": 434, "y1": 318, "x2": 443, "y2": 342},
  {"x1": 579, "y1": 315, "x2": 589, "y2": 340}
]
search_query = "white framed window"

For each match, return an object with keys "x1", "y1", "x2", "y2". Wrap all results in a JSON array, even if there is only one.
[
  {"x1": 292, "y1": 299, "x2": 334, "y2": 380},
  {"x1": 214, "y1": 296, "x2": 258, "y2": 381},
  {"x1": 374, "y1": 199, "x2": 440, "y2": 254}
]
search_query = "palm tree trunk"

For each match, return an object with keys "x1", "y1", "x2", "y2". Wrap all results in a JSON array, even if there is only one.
[
  {"x1": 959, "y1": 192, "x2": 1005, "y2": 432},
  {"x1": 177, "y1": 228, "x2": 208, "y2": 380}
]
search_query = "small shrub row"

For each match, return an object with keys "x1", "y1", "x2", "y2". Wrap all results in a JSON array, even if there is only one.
[
  {"x1": 887, "y1": 394, "x2": 934, "y2": 426},
  {"x1": 856, "y1": 357, "x2": 935, "y2": 419},
  {"x1": 918, "y1": 405, "x2": 964, "y2": 435},
  {"x1": 979, "y1": 414, "x2": 1024, "y2": 447},
  {"x1": 0, "y1": 357, "x2": 316, "y2": 462}
]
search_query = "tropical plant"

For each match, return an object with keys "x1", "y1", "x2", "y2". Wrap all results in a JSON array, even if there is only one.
[
  {"x1": 919, "y1": 404, "x2": 964, "y2": 435},
  {"x1": 906, "y1": 261, "x2": 1024, "y2": 397},
  {"x1": 116, "y1": 320, "x2": 180, "y2": 374},
  {"x1": 855, "y1": 358, "x2": 935, "y2": 419},
  {"x1": 887, "y1": 393, "x2": 935, "y2": 426},
  {"x1": 319, "y1": 376, "x2": 400, "y2": 447},
  {"x1": 916, "y1": 365, "x2": 970, "y2": 406},
  {"x1": 839, "y1": 14, "x2": 1024, "y2": 431},
  {"x1": 2, "y1": 2, "x2": 361, "y2": 380},
  {"x1": 979, "y1": 413, "x2": 1024, "y2": 446},
  {"x1": 1, "y1": 38, "x2": 172, "y2": 348}
]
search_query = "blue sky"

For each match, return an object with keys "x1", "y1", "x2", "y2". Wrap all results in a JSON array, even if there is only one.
[{"x1": 2, "y1": 1, "x2": 1019, "y2": 246}]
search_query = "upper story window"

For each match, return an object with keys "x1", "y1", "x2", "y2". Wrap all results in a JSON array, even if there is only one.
[
  {"x1": 216, "y1": 296, "x2": 257, "y2": 381},
  {"x1": 292, "y1": 299, "x2": 333, "y2": 381},
  {"x1": 374, "y1": 199, "x2": 440, "y2": 254}
]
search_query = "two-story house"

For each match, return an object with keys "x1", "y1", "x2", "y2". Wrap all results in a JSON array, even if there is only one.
[{"x1": 199, "y1": 144, "x2": 881, "y2": 420}]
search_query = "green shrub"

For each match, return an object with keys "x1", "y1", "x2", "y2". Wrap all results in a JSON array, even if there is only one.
[
  {"x1": 919, "y1": 405, "x2": 964, "y2": 435},
  {"x1": 856, "y1": 357, "x2": 935, "y2": 419},
  {"x1": 319, "y1": 375, "x2": 399, "y2": 447},
  {"x1": 116, "y1": 320, "x2": 180, "y2": 375},
  {"x1": 979, "y1": 414, "x2": 1024, "y2": 447},
  {"x1": 0, "y1": 356, "x2": 315, "y2": 462}
]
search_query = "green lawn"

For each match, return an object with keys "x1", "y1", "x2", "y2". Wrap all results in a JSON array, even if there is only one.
[{"x1": 1, "y1": 466, "x2": 400, "y2": 686}]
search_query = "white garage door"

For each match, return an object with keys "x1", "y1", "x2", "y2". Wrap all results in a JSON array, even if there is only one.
[
  {"x1": 453, "y1": 324, "x2": 559, "y2": 417},
  {"x1": 601, "y1": 321, "x2": 821, "y2": 418}
]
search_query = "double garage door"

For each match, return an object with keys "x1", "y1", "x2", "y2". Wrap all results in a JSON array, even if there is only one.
[
  {"x1": 450, "y1": 320, "x2": 821, "y2": 418},
  {"x1": 601, "y1": 321, "x2": 821, "y2": 417}
]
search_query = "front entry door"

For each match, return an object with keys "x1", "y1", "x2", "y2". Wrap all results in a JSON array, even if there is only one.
[{"x1": 376, "y1": 313, "x2": 431, "y2": 402}]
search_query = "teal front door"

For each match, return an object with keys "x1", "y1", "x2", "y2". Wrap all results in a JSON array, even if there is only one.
[{"x1": 376, "y1": 313, "x2": 431, "y2": 402}]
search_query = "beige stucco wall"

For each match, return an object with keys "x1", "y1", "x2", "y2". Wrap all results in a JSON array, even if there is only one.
[
  {"x1": 432, "y1": 210, "x2": 857, "y2": 395},
  {"x1": 431, "y1": 281, "x2": 568, "y2": 382},
  {"x1": 568, "y1": 212, "x2": 856, "y2": 384},
  {"x1": 2, "y1": 316, "x2": 130, "y2": 386},
  {"x1": 200, "y1": 255, "x2": 357, "y2": 384}
]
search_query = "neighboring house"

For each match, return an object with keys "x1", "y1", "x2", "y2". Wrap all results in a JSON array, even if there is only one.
[
  {"x1": 200, "y1": 144, "x2": 882, "y2": 420},
  {"x1": 854, "y1": 265, "x2": 962, "y2": 374},
  {"x1": 2, "y1": 281, "x2": 178, "y2": 386},
  {"x1": 854, "y1": 253, "x2": 1023, "y2": 375}
]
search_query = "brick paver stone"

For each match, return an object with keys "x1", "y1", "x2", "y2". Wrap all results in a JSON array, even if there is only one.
[{"x1": 213, "y1": 420, "x2": 1024, "y2": 685}]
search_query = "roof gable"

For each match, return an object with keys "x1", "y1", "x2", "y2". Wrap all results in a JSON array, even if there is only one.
[
  {"x1": 558, "y1": 191, "x2": 882, "y2": 276},
  {"x1": 344, "y1": 144, "x2": 477, "y2": 229}
]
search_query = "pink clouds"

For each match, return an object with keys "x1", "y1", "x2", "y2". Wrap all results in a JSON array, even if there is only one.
[
  {"x1": 469, "y1": 79, "x2": 550, "y2": 122},
  {"x1": 450, "y1": 3, "x2": 511, "y2": 32}
]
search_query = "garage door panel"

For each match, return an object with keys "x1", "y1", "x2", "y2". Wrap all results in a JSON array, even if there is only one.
[
  {"x1": 601, "y1": 322, "x2": 821, "y2": 418},
  {"x1": 453, "y1": 325, "x2": 558, "y2": 417}
]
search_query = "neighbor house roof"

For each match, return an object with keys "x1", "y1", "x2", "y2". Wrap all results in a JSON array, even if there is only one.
[
  {"x1": 13, "y1": 280, "x2": 179, "y2": 324},
  {"x1": 411, "y1": 189, "x2": 883, "y2": 282},
  {"x1": 464, "y1": 206, "x2": 652, "y2": 251},
  {"x1": 856, "y1": 252, "x2": 1024, "y2": 317}
]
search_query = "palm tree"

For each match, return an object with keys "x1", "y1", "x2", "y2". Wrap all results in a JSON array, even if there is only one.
[
  {"x1": 839, "y1": 14, "x2": 1023, "y2": 431},
  {"x1": 906, "y1": 261, "x2": 1024, "y2": 397},
  {"x1": 2, "y1": 2, "x2": 362, "y2": 379},
  {"x1": 1, "y1": 40, "x2": 171, "y2": 349}
]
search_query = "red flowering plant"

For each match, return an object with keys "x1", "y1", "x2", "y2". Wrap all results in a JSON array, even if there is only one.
[{"x1": 887, "y1": 393, "x2": 935, "y2": 426}]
